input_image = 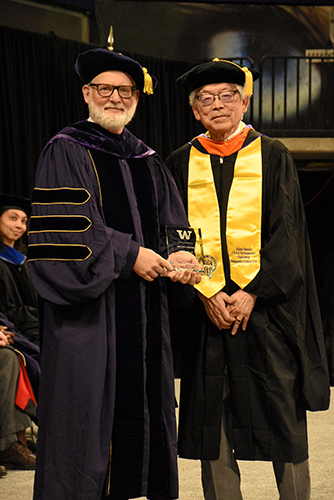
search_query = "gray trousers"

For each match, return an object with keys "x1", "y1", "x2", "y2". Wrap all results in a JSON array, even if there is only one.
[
  {"x1": 0, "y1": 348, "x2": 31, "y2": 451},
  {"x1": 201, "y1": 419, "x2": 310, "y2": 500}
]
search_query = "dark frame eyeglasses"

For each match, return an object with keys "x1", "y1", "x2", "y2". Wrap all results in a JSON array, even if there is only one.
[
  {"x1": 88, "y1": 83, "x2": 137, "y2": 99},
  {"x1": 196, "y1": 90, "x2": 238, "y2": 106}
]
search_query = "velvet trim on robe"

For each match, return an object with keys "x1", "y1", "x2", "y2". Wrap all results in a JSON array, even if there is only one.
[
  {"x1": 28, "y1": 121, "x2": 188, "y2": 500},
  {"x1": 50, "y1": 119, "x2": 155, "y2": 159}
]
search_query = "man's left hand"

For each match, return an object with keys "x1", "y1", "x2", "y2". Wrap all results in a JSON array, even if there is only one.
[
  {"x1": 165, "y1": 251, "x2": 202, "y2": 285},
  {"x1": 227, "y1": 289, "x2": 257, "y2": 335}
]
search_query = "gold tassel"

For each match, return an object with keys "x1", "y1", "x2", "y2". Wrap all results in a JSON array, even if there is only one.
[
  {"x1": 143, "y1": 68, "x2": 154, "y2": 95},
  {"x1": 242, "y1": 67, "x2": 253, "y2": 96},
  {"x1": 212, "y1": 59, "x2": 254, "y2": 96},
  {"x1": 107, "y1": 26, "x2": 114, "y2": 51}
]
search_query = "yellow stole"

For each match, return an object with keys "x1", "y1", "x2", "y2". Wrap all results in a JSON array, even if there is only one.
[{"x1": 188, "y1": 136, "x2": 262, "y2": 297}]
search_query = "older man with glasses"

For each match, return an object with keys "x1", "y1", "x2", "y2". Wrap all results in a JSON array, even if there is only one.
[
  {"x1": 166, "y1": 58, "x2": 330, "y2": 500},
  {"x1": 28, "y1": 48, "x2": 201, "y2": 500}
]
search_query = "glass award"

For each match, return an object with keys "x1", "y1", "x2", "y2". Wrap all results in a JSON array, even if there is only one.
[{"x1": 165, "y1": 225, "x2": 216, "y2": 278}]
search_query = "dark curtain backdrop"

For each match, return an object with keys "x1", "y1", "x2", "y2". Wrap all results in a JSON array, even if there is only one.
[
  {"x1": 1, "y1": 24, "x2": 333, "y2": 383},
  {"x1": 0, "y1": 24, "x2": 203, "y2": 199}
]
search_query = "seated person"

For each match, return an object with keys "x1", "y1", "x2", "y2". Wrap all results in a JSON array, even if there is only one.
[
  {"x1": 0, "y1": 193, "x2": 38, "y2": 345},
  {"x1": 0, "y1": 328, "x2": 37, "y2": 469},
  {"x1": 0, "y1": 311, "x2": 40, "y2": 405}
]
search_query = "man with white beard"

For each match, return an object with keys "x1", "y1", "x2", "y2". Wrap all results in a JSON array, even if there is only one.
[{"x1": 28, "y1": 48, "x2": 200, "y2": 500}]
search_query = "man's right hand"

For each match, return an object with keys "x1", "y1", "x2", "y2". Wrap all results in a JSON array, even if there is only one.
[
  {"x1": 198, "y1": 290, "x2": 236, "y2": 330},
  {"x1": 133, "y1": 247, "x2": 173, "y2": 282}
]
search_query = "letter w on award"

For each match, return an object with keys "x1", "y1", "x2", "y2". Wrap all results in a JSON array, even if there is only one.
[
  {"x1": 176, "y1": 228, "x2": 194, "y2": 242},
  {"x1": 165, "y1": 226, "x2": 202, "y2": 256},
  {"x1": 165, "y1": 226, "x2": 214, "y2": 278}
]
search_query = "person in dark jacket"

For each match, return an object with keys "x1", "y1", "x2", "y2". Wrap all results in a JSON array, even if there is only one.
[
  {"x1": 0, "y1": 193, "x2": 39, "y2": 345},
  {"x1": 165, "y1": 58, "x2": 330, "y2": 500},
  {"x1": 27, "y1": 48, "x2": 201, "y2": 500}
]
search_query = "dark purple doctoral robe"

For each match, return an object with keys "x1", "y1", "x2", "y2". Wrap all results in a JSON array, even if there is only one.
[{"x1": 28, "y1": 120, "x2": 188, "y2": 500}]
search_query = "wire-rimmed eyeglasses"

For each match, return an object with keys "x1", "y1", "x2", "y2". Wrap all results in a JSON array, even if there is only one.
[
  {"x1": 88, "y1": 83, "x2": 137, "y2": 99},
  {"x1": 196, "y1": 90, "x2": 238, "y2": 106}
]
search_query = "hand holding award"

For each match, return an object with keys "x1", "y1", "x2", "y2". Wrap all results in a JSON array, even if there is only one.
[{"x1": 165, "y1": 226, "x2": 216, "y2": 279}]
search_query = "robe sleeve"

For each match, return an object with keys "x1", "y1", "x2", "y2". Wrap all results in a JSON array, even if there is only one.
[
  {"x1": 28, "y1": 138, "x2": 140, "y2": 306},
  {"x1": 245, "y1": 140, "x2": 329, "y2": 410}
]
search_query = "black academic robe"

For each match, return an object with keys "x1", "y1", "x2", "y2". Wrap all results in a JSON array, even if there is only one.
[
  {"x1": 166, "y1": 129, "x2": 330, "y2": 463},
  {"x1": 0, "y1": 258, "x2": 39, "y2": 345},
  {"x1": 28, "y1": 120, "x2": 188, "y2": 499}
]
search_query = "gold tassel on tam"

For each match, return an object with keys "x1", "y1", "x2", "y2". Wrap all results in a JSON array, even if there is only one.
[
  {"x1": 143, "y1": 68, "x2": 154, "y2": 94},
  {"x1": 242, "y1": 67, "x2": 253, "y2": 96},
  {"x1": 211, "y1": 59, "x2": 254, "y2": 96}
]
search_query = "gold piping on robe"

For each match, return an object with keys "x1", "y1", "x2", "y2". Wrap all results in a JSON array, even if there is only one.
[{"x1": 32, "y1": 187, "x2": 91, "y2": 205}]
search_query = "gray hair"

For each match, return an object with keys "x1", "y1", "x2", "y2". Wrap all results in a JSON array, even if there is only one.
[{"x1": 189, "y1": 84, "x2": 247, "y2": 108}]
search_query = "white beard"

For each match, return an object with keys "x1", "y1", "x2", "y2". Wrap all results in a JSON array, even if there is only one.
[{"x1": 88, "y1": 100, "x2": 137, "y2": 134}]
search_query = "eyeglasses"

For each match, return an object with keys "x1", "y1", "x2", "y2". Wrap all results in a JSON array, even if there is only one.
[
  {"x1": 88, "y1": 83, "x2": 137, "y2": 99},
  {"x1": 196, "y1": 90, "x2": 238, "y2": 106}
]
